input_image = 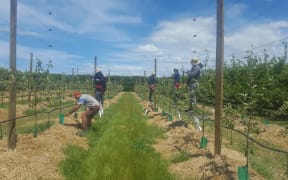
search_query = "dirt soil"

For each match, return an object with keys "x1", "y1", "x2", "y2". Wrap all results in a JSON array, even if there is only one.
[{"x1": 0, "y1": 92, "x2": 287, "y2": 179}]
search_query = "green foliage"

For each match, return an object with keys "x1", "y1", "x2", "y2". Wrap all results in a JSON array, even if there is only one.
[
  {"x1": 122, "y1": 76, "x2": 136, "y2": 91},
  {"x1": 206, "y1": 49, "x2": 288, "y2": 118},
  {"x1": 223, "y1": 103, "x2": 236, "y2": 129},
  {"x1": 23, "y1": 107, "x2": 48, "y2": 116},
  {"x1": 272, "y1": 101, "x2": 288, "y2": 118},
  {"x1": 0, "y1": 68, "x2": 9, "y2": 91}
]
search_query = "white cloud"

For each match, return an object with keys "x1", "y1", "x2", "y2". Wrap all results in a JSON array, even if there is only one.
[
  {"x1": 16, "y1": 0, "x2": 141, "y2": 42},
  {"x1": 1, "y1": 1, "x2": 288, "y2": 76},
  {"x1": 135, "y1": 44, "x2": 163, "y2": 56},
  {"x1": 148, "y1": 17, "x2": 216, "y2": 58},
  {"x1": 126, "y1": 16, "x2": 217, "y2": 73},
  {"x1": 225, "y1": 21, "x2": 288, "y2": 59},
  {"x1": 122, "y1": 14, "x2": 288, "y2": 75}
]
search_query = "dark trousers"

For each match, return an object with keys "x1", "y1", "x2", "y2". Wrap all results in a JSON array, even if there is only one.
[
  {"x1": 95, "y1": 91, "x2": 104, "y2": 107},
  {"x1": 149, "y1": 90, "x2": 154, "y2": 102}
]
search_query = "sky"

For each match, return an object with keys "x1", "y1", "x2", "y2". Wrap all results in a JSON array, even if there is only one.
[{"x1": 0, "y1": 0, "x2": 288, "y2": 77}]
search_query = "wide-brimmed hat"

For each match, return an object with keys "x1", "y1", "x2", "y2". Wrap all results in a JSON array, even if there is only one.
[
  {"x1": 96, "y1": 67, "x2": 100, "y2": 73},
  {"x1": 191, "y1": 57, "x2": 200, "y2": 65}
]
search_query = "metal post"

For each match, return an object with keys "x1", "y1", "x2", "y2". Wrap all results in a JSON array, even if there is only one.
[
  {"x1": 8, "y1": 0, "x2": 17, "y2": 150},
  {"x1": 215, "y1": 0, "x2": 224, "y2": 155}
]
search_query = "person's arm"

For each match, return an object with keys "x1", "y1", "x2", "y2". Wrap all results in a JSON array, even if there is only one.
[{"x1": 65, "y1": 104, "x2": 81, "y2": 116}]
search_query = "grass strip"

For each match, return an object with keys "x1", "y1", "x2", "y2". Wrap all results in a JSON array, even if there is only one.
[{"x1": 61, "y1": 93, "x2": 175, "y2": 180}]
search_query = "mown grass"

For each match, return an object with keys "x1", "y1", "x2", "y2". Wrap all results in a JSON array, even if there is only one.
[
  {"x1": 0, "y1": 103, "x2": 8, "y2": 109},
  {"x1": 170, "y1": 150, "x2": 191, "y2": 163},
  {"x1": 61, "y1": 93, "x2": 175, "y2": 180}
]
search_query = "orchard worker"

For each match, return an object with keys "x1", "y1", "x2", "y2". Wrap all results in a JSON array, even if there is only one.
[
  {"x1": 186, "y1": 57, "x2": 202, "y2": 112},
  {"x1": 148, "y1": 71, "x2": 157, "y2": 103},
  {"x1": 93, "y1": 67, "x2": 106, "y2": 107},
  {"x1": 172, "y1": 68, "x2": 180, "y2": 105},
  {"x1": 65, "y1": 91, "x2": 101, "y2": 136}
]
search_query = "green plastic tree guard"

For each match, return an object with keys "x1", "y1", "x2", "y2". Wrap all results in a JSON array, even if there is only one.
[
  {"x1": 162, "y1": 110, "x2": 165, "y2": 116},
  {"x1": 59, "y1": 113, "x2": 64, "y2": 124},
  {"x1": 238, "y1": 166, "x2": 249, "y2": 180},
  {"x1": 168, "y1": 114, "x2": 173, "y2": 121},
  {"x1": 263, "y1": 118, "x2": 269, "y2": 125},
  {"x1": 200, "y1": 136, "x2": 208, "y2": 149},
  {"x1": 33, "y1": 128, "x2": 38, "y2": 138}
]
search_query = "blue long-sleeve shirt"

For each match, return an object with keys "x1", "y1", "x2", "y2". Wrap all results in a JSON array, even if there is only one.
[
  {"x1": 187, "y1": 64, "x2": 201, "y2": 84},
  {"x1": 93, "y1": 71, "x2": 105, "y2": 85},
  {"x1": 148, "y1": 75, "x2": 157, "y2": 85},
  {"x1": 173, "y1": 71, "x2": 180, "y2": 83}
]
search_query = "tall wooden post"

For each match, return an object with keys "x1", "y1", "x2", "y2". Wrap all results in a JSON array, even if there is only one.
[
  {"x1": 154, "y1": 58, "x2": 157, "y2": 109},
  {"x1": 215, "y1": 0, "x2": 224, "y2": 155},
  {"x1": 8, "y1": 0, "x2": 17, "y2": 150},
  {"x1": 28, "y1": 52, "x2": 33, "y2": 102}
]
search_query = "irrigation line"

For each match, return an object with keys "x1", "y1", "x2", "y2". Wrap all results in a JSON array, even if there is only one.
[
  {"x1": 0, "y1": 89, "x2": 93, "y2": 104},
  {"x1": 0, "y1": 104, "x2": 74, "y2": 124},
  {"x1": 222, "y1": 124, "x2": 288, "y2": 154},
  {"x1": 223, "y1": 124, "x2": 288, "y2": 177}
]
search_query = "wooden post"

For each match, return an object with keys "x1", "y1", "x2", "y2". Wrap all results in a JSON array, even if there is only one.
[
  {"x1": 154, "y1": 58, "x2": 157, "y2": 109},
  {"x1": 215, "y1": 0, "x2": 224, "y2": 155},
  {"x1": 8, "y1": 0, "x2": 17, "y2": 150},
  {"x1": 28, "y1": 52, "x2": 33, "y2": 102}
]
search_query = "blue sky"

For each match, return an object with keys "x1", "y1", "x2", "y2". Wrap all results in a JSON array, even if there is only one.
[{"x1": 0, "y1": 0, "x2": 288, "y2": 76}]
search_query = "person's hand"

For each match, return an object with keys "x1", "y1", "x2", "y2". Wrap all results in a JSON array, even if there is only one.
[{"x1": 65, "y1": 112, "x2": 70, "y2": 116}]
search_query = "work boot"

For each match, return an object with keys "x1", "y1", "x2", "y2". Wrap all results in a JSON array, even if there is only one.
[{"x1": 76, "y1": 129, "x2": 88, "y2": 137}]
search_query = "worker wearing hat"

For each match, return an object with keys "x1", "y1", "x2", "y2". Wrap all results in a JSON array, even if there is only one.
[
  {"x1": 148, "y1": 71, "x2": 157, "y2": 103},
  {"x1": 65, "y1": 91, "x2": 101, "y2": 136},
  {"x1": 172, "y1": 68, "x2": 180, "y2": 105},
  {"x1": 186, "y1": 57, "x2": 202, "y2": 112},
  {"x1": 93, "y1": 67, "x2": 106, "y2": 107}
]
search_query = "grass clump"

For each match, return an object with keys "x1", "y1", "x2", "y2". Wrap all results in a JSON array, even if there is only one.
[{"x1": 171, "y1": 150, "x2": 191, "y2": 163}]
